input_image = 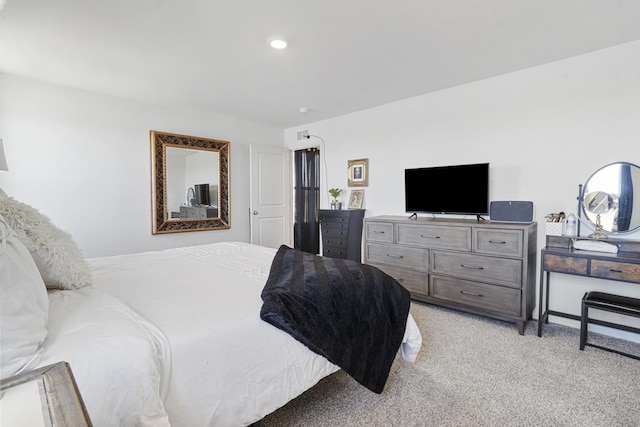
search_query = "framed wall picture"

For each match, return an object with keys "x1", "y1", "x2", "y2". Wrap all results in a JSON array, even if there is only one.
[
  {"x1": 348, "y1": 189, "x2": 364, "y2": 209},
  {"x1": 347, "y1": 158, "x2": 368, "y2": 187}
]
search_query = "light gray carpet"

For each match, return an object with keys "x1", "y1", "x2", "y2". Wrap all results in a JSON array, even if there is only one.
[{"x1": 261, "y1": 301, "x2": 640, "y2": 426}]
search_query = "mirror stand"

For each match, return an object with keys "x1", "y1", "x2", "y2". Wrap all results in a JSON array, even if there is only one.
[
  {"x1": 578, "y1": 185, "x2": 609, "y2": 240},
  {"x1": 589, "y1": 214, "x2": 608, "y2": 239}
]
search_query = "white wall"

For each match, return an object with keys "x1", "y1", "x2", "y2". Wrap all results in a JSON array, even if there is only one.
[
  {"x1": 0, "y1": 74, "x2": 284, "y2": 257},
  {"x1": 285, "y1": 40, "x2": 640, "y2": 341}
]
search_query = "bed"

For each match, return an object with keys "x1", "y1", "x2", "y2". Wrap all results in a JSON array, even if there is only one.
[{"x1": 0, "y1": 194, "x2": 422, "y2": 426}]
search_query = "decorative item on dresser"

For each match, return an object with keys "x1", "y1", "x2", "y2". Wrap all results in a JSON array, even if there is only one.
[
  {"x1": 348, "y1": 189, "x2": 364, "y2": 210},
  {"x1": 364, "y1": 215, "x2": 537, "y2": 335},
  {"x1": 319, "y1": 209, "x2": 366, "y2": 262}
]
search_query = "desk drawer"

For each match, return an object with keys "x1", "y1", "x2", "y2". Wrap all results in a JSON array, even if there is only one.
[
  {"x1": 429, "y1": 275, "x2": 521, "y2": 317},
  {"x1": 432, "y1": 251, "x2": 522, "y2": 288},
  {"x1": 590, "y1": 260, "x2": 640, "y2": 284},
  {"x1": 397, "y1": 224, "x2": 471, "y2": 251},
  {"x1": 365, "y1": 243, "x2": 428, "y2": 272},
  {"x1": 543, "y1": 254, "x2": 588, "y2": 275}
]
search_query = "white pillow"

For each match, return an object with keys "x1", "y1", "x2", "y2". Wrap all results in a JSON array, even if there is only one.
[
  {"x1": 0, "y1": 194, "x2": 91, "y2": 290},
  {"x1": 0, "y1": 214, "x2": 49, "y2": 379}
]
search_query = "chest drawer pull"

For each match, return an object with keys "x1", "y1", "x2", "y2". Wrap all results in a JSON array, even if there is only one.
[
  {"x1": 387, "y1": 254, "x2": 405, "y2": 259},
  {"x1": 373, "y1": 230, "x2": 386, "y2": 234},
  {"x1": 609, "y1": 269, "x2": 624, "y2": 273},
  {"x1": 489, "y1": 240, "x2": 506, "y2": 244},
  {"x1": 421, "y1": 235, "x2": 440, "y2": 239},
  {"x1": 460, "y1": 290, "x2": 483, "y2": 297},
  {"x1": 461, "y1": 264, "x2": 484, "y2": 270}
]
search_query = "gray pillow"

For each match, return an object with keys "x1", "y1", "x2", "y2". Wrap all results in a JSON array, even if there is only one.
[{"x1": 0, "y1": 194, "x2": 91, "y2": 290}]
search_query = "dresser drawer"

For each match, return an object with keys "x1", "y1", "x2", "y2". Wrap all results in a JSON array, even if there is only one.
[
  {"x1": 474, "y1": 229, "x2": 523, "y2": 258},
  {"x1": 365, "y1": 221, "x2": 394, "y2": 243},
  {"x1": 323, "y1": 246, "x2": 347, "y2": 259},
  {"x1": 429, "y1": 275, "x2": 521, "y2": 317},
  {"x1": 372, "y1": 264, "x2": 428, "y2": 297},
  {"x1": 320, "y1": 219, "x2": 350, "y2": 230},
  {"x1": 322, "y1": 226, "x2": 347, "y2": 239},
  {"x1": 543, "y1": 254, "x2": 588, "y2": 275},
  {"x1": 431, "y1": 251, "x2": 522, "y2": 288},
  {"x1": 323, "y1": 236, "x2": 347, "y2": 249},
  {"x1": 365, "y1": 243, "x2": 428, "y2": 272},
  {"x1": 397, "y1": 224, "x2": 471, "y2": 251},
  {"x1": 590, "y1": 260, "x2": 640, "y2": 284},
  {"x1": 318, "y1": 210, "x2": 349, "y2": 220}
]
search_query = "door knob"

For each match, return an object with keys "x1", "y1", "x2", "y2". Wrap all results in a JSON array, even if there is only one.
[{"x1": 253, "y1": 211, "x2": 259, "y2": 215}]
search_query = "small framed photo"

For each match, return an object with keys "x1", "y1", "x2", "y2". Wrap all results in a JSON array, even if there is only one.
[
  {"x1": 348, "y1": 190, "x2": 364, "y2": 209},
  {"x1": 348, "y1": 158, "x2": 368, "y2": 187}
]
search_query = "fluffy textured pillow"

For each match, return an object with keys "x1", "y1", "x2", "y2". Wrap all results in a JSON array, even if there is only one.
[
  {"x1": 0, "y1": 194, "x2": 91, "y2": 290},
  {"x1": 0, "y1": 213, "x2": 49, "y2": 379}
]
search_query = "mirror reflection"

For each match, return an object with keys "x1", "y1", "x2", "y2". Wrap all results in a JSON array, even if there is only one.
[
  {"x1": 166, "y1": 147, "x2": 219, "y2": 220},
  {"x1": 151, "y1": 131, "x2": 230, "y2": 234},
  {"x1": 581, "y1": 162, "x2": 640, "y2": 234}
]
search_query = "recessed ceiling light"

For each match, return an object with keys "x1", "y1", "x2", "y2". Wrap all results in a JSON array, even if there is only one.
[{"x1": 268, "y1": 36, "x2": 288, "y2": 49}]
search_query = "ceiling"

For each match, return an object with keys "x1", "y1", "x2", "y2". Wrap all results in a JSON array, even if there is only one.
[{"x1": 2, "y1": 1, "x2": 640, "y2": 129}]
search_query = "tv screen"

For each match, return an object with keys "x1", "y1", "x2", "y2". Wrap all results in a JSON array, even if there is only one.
[{"x1": 405, "y1": 163, "x2": 489, "y2": 215}]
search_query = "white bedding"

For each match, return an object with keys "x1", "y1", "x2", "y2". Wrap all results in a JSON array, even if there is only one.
[
  {"x1": 43, "y1": 242, "x2": 422, "y2": 426},
  {"x1": 38, "y1": 287, "x2": 171, "y2": 426}
]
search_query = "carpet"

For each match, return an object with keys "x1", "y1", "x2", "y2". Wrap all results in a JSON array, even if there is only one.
[{"x1": 261, "y1": 301, "x2": 640, "y2": 426}]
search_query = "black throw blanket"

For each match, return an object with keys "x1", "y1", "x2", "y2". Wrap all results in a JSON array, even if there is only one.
[{"x1": 260, "y1": 245, "x2": 411, "y2": 393}]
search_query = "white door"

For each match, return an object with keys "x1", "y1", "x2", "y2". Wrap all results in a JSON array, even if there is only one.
[{"x1": 249, "y1": 145, "x2": 292, "y2": 248}]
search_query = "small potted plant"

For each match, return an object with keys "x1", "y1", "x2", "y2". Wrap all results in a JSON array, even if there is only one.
[{"x1": 328, "y1": 188, "x2": 342, "y2": 210}]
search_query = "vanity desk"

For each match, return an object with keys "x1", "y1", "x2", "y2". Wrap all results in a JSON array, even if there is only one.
[{"x1": 537, "y1": 235, "x2": 640, "y2": 337}]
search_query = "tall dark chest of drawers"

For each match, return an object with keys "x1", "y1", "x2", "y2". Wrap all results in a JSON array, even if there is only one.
[{"x1": 318, "y1": 209, "x2": 365, "y2": 262}]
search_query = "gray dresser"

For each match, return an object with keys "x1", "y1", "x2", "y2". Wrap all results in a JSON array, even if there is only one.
[
  {"x1": 319, "y1": 209, "x2": 365, "y2": 262},
  {"x1": 364, "y1": 215, "x2": 537, "y2": 334},
  {"x1": 179, "y1": 206, "x2": 218, "y2": 219}
]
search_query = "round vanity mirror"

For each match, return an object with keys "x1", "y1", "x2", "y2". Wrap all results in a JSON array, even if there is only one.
[{"x1": 580, "y1": 162, "x2": 640, "y2": 235}]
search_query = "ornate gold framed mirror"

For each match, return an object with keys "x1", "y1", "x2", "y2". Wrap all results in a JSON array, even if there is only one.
[{"x1": 151, "y1": 130, "x2": 230, "y2": 234}]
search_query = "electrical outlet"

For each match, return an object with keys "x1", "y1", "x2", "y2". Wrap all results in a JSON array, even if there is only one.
[{"x1": 296, "y1": 130, "x2": 309, "y2": 141}]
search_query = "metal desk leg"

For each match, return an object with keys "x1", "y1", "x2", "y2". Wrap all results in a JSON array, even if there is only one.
[
  {"x1": 537, "y1": 269, "x2": 550, "y2": 337},
  {"x1": 544, "y1": 271, "x2": 550, "y2": 324}
]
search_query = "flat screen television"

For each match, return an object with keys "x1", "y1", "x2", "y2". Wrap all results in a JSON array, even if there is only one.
[{"x1": 405, "y1": 163, "x2": 489, "y2": 216}]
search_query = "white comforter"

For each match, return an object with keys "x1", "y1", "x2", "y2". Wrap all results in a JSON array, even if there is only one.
[
  {"x1": 42, "y1": 242, "x2": 422, "y2": 426},
  {"x1": 39, "y1": 287, "x2": 171, "y2": 426}
]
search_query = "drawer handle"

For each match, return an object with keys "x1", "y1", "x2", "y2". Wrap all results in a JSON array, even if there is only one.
[
  {"x1": 387, "y1": 254, "x2": 404, "y2": 259},
  {"x1": 460, "y1": 290, "x2": 483, "y2": 297},
  {"x1": 461, "y1": 264, "x2": 484, "y2": 270},
  {"x1": 489, "y1": 240, "x2": 506, "y2": 244},
  {"x1": 609, "y1": 269, "x2": 624, "y2": 273},
  {"x1": 421, "y1": 235, "x2": 440, "y2": 239},
  {"x1": 373, "y1": 230, "x2": 386, "y2": 234}
]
